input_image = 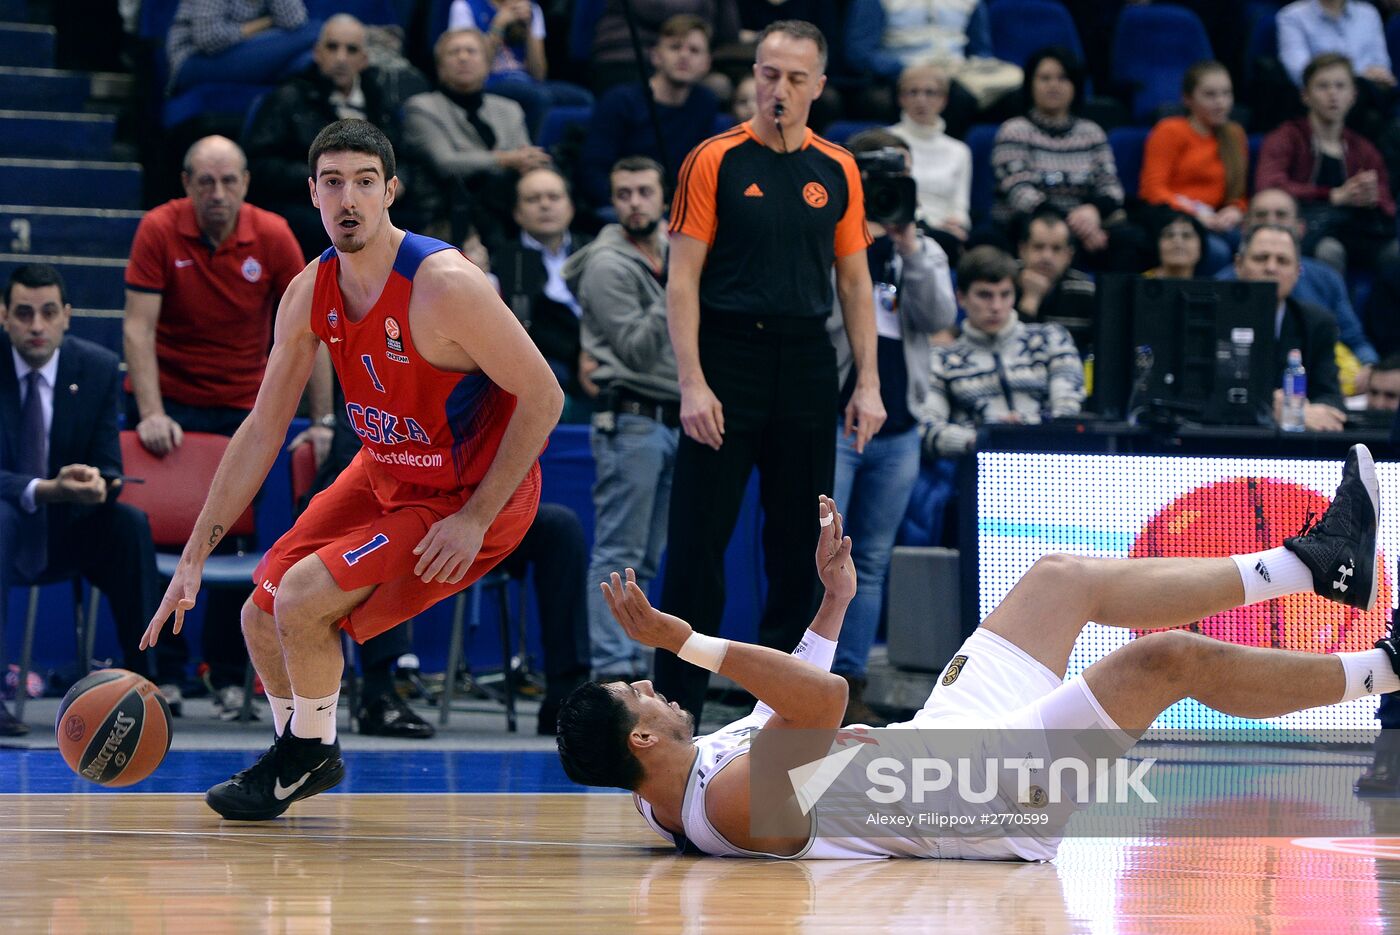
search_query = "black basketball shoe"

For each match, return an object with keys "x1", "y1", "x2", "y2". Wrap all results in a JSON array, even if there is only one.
[
  {"x1": 205, "y1": 732, "x2": 345, "y2": 821},
  {"x1": 1284, "y1": 444, "x2": 1380, "y2": 611}
]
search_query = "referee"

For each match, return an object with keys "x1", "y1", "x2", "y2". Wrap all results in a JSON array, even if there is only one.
[{"x1": 657, "y1": 19, "x2": 884, "y2": 720}]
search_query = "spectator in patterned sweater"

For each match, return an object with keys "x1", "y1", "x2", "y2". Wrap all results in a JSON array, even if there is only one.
[
  {"x1": 1256, "y1": 53, "x2": 1398, "y2": 275},
  {"x1": 989, "y1": 47, "x2": 1139, "y2": 271},
  {"x1": 918, "y1": 246, "x2": 1084, "y2": 457}
]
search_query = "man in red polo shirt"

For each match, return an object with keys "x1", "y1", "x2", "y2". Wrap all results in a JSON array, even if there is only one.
[{"x1": 123, "y1": 134, "x2": 311, "y2": 717}]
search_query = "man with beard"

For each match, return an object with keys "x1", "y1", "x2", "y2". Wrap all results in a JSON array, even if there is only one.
[
  {"x1": 577, "y1": 15, "x2": 721, "y2": 210},
  {"x1": 140, "y1": 119, "x2": 561, "y2": 820},
  {"x1": 564, "y1": 156, "x2": 676, "y2": 681}
]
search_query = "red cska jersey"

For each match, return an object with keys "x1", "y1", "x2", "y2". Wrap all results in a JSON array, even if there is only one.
[{"x1": 310, "y1": 231, "x2": 518, "y2": 503}]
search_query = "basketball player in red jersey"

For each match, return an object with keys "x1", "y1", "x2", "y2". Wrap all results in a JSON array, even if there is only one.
[{"x1": 140, "y1": 119, "x2": 563, "y2": 820}]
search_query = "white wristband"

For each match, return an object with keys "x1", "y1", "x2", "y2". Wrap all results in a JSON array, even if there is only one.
[{"x1": 677, "y1": 632, "x2": 729, "y2": 673}]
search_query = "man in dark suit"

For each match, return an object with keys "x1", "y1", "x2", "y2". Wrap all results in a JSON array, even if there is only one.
[
  {"x1": 0, "y1": 264, "x2": 172, "y2": 735},
  {"x1": 1234, "y1": 223, "x2": 1348, "y2": 429},
  {"x1": 493, "y1": 168, "x2": 593, "y2": 407}
]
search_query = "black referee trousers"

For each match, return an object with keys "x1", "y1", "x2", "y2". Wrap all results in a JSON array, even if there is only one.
[{"x1": 655, "y1": 310, "x2": 837, "y2": 720}]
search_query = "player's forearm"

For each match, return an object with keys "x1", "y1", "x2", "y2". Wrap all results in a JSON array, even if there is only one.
[
  {"x1": 180, "y1": 412, "x2": 287, "y2": 564},
  {"x1": 122, "y1": 320, "x2": 165, "y2": 419},
  {"x1": 456, "y1": 382, "x2": 562, "y2": 527},
  {"x1": 307, "y1": 345, "x2": 333, "y2": 420},
  {"x1": 807, "y1": 593, "x2": 850, "y2": 642},
  {"x1": 666, "y1": 282, "x2": 705, "y2": 387},
  {"x1": 714, "y1": 640, "x2": 847, "y2": 728}
]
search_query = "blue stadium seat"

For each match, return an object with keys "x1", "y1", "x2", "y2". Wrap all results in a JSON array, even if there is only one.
[
  {"x1": 1388, "y1": 15, "x2": 1400, "y2": 81},
  {"x1": 67, "y1": 313, "x2": 123, "y2": 357},
  {"x1": 163, "y1": 83, "x2": 272, "y2": 130},
  {"x1": 568, "y1": 0, "x2": 607, "y2": 66},
  {"x1": 0, "y1": 111, "x2": 116, "y2": 160},
  {"x1": 1246, "y1": 8, "x2": 1277, "y2": 64},
  {"x1": 1111, "y1": 5, "x2": 1213, "y2": 124},
  {"x1": 988, "y1": 0, "x2": 1084, "y2": 69},
  {"x1": 0, "y1": 254, "x2": 125, "y2": 308},
  {"x1": 966, "y1": 123, "x2": 1000, "y2": 224},
  {"x1": 1248, "y1": 132, "x2": 1263, "y2": 193},
  {"x1": 823, "y1": 120, "x2": 879, "y2": 145},
  {"x1": 1108, "y1": 125, "x2": 1149, "y2": 200},
  {"x1": 712, "y1": 112, "x2": 738, "y2": 134},
  {"x1": 0, "y1": 22, "x2": 53, "y2": 68},
  {"x1": 0, "y1": 67, "x2": 88, "y2": 111},
  {"x1": 306, "y1": 0, "x2": 402, "y2": 25},
  {"x1": 0, "y1": 205, "x2": 142, "y2": 258},
  {"x1": 0, "y1": 159, "x2": 141, "y2": 210},
  {"x1": 537, "y1": 104, "x2": 592, "y2": 149}
]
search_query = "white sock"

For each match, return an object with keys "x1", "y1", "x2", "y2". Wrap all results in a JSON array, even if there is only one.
[
  {"x1": 1334, "y1": 650, "x2": 1400, "y2": 701},
  {"x1": 290, "y1": 691, "x2": 339, "y2": 744},
  {"x1": 266, "y1": 692, "x2": 295, "y2": 737},
  {"x1": 1230, "y1": 547, "x2": 1315, "y2": 604}
]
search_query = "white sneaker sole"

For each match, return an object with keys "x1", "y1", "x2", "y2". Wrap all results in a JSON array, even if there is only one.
[{"x1": 1353, "y1": 443, "x2": 1380, "y2": 612}]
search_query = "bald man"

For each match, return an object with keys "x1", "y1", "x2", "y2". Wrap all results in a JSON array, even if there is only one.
[
  {"x1": 123, "y1": 134, "x2": 312, "y2": 716},
  {"x1": 245, "y1": 15, "x2": 428, "y2": 258}
]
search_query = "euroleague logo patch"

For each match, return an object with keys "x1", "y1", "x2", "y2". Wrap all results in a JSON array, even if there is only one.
[
  {"x1": 384, "y1": 316, "x2": 409, "y2": 362},
  {"x1": 941, "y1": 654, "x2": 968, "y2": 687},
  {"x1": 803, "y1": 182, "x2": 829, "y2": 208}
]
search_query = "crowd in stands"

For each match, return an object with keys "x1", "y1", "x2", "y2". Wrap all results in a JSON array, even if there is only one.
[{"x1": 12, "y1": 0, "x2": 1400, "y2": 735}]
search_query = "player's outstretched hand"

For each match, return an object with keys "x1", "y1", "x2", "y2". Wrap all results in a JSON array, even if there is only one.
[
  {"x1": 600, "y1": 568, "x2": 692, "y2": 652},
  {"x1": 140, "y1": 561, "x2": 202, "y2": 649},
  {"x1": 414, "y1": 511, "x2": 487, "y2": 584},
  {"x1": 815, "y1": 495, "x2": 856, "y2": 603}
]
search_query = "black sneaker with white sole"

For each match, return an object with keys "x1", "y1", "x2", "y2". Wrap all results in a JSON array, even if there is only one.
[
  {"x1": 1284, "y1": 444, "x2": 1380, "y2": 611},
  {"x1": 205, "y1": 732, "x2": 344, "y2": 821}
]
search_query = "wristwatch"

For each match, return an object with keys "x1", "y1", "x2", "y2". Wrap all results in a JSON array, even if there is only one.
[{"x1": 316, "y1": 414, "x2": 336, "y2": 429}]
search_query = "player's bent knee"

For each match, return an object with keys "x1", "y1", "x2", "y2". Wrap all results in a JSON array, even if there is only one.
[
  {"x1": 240, "y1": 597, "x2": 272, "y2": 635},
  {"x1": 1128, "y1": 630, "x2": 1210, "y2": 683},
  {"x1": 1028, "y1": 551, "x2": 1085, "y2": 584},
  {"x1": 272, "y1": 557, "x2": 340, "y2": 630}
]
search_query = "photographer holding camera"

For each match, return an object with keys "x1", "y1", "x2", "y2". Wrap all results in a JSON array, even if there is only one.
[{"x1": 824, "y1": 128, "x2": 957, "y2": 726}]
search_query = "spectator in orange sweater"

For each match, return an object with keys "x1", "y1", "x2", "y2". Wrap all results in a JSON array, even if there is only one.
[{"x1": 1140, "y1": 61, "x2": 1248, "y2": 274}]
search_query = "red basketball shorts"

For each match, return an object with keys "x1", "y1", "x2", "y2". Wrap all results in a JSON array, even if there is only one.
[{"x1": 251, "y1": 454, "x2": 540, "y2": 642}]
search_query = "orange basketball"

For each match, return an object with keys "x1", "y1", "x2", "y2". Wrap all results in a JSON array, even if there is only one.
[{"x1": 55, "y1": 669, "x2": 173, "y2": 787}]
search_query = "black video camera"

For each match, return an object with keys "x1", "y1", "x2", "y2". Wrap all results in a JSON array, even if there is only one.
[{"x1": 855, "y1": 147, "x2": 917, "y2": 227}]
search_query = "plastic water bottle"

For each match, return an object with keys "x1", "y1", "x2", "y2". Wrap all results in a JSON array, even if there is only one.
[{"x1": 1281, "y1": 349, "x2": 1306, "y2": 432}]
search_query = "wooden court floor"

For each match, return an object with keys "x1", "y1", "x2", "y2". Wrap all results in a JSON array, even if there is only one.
[{"x1": 2, "y1": 792, "x2": 1397, "y2": 934}]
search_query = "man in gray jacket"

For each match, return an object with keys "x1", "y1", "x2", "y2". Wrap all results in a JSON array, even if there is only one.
[
  {"x1": 403, "y1": 28, "x2": 551, "y2": 235},
  {"x1": 563, "y1": 156, "x2": 676, "y2": 679},
  {"x1": 825, "y1": 128, "x2": 958, "y2": 725}
]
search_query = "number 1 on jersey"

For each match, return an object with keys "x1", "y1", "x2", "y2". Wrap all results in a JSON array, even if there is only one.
[{"x1": 361, "y1": 354, "x2": 386, "y2": 392}]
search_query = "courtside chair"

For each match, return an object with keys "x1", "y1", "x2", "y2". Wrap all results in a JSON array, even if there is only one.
[
  {"x1": 118, "y1": 431, "x2": 262, "y2": 722},
  {"x1": 13, "y1": 574, "x2": 99, "y2": 720}
]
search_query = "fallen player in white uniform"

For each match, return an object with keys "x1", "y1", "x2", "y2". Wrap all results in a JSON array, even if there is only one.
[{"x1": 557, "y1": 445, "x2": 1397, "y2": 859}]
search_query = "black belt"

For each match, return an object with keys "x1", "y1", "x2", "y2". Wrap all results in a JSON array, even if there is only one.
[{"x1": 604, "y1": 388, "x2": 680, "y2": 428}]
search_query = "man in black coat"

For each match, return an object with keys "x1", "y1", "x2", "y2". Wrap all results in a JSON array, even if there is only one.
[
  {"x1": 1234, "y1": 223, "x2": 1348, "y2": 429},
  {"x1": 0, "y1": 264, "x2": 172, "y2": 735},
  {"x1": 243, "y1": 14, "x2": 428, "y2": 258}
]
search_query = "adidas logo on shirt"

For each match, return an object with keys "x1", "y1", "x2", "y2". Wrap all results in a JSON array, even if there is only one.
[{"x1": 744, "y1": 183, "x2": 764, "y2": 197}]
